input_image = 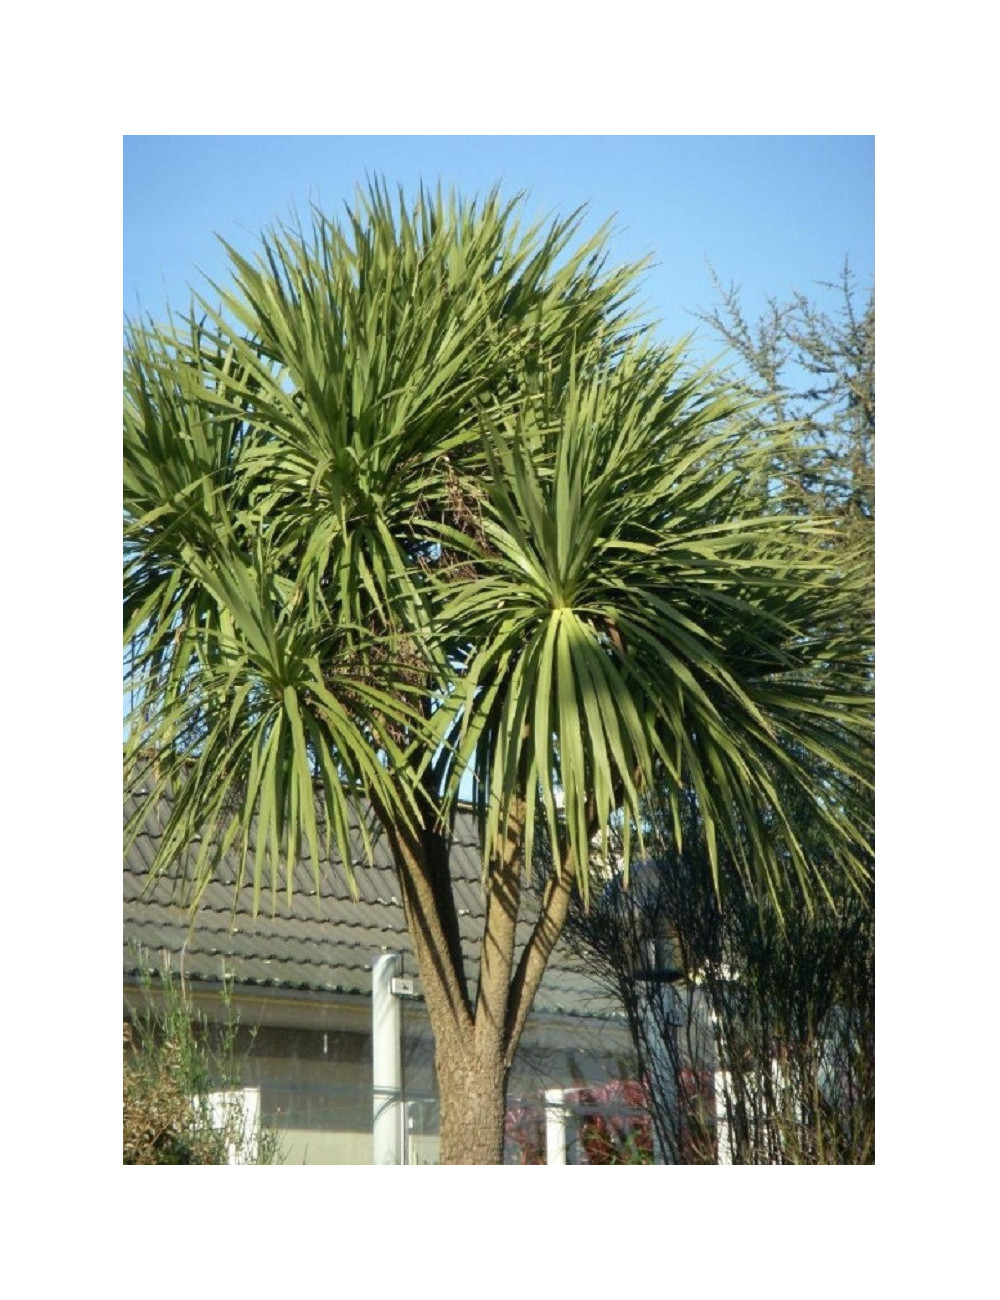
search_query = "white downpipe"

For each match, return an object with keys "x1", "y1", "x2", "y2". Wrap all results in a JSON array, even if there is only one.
[
  {"x1": 372, "y1": 953, "x2": 403, "y2": 1164},
  {"x1": 545, "y1": 1088, "x2": 568, "y2": 1165}
]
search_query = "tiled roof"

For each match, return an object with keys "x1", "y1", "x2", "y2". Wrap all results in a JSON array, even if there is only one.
[{"x1": 123, "y1": 788, "x2": 622, "y2": 1021}]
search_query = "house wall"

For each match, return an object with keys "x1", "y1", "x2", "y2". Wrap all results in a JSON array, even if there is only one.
[{"x1": 125, "y1": 982, "x2": 637, "y2": 1165}]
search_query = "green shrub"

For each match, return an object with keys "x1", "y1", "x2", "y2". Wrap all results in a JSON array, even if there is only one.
[{"x1": 123, "y1": 964, "x2": 281, "y2": 1165}]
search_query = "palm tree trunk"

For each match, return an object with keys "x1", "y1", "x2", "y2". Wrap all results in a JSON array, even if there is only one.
[
  {"x1": 435, "y1": 1033, "x2": 510, "y2": 1165},
  {"x1": 376, "y1": 795, "x2": 579, "y2": 1164}
]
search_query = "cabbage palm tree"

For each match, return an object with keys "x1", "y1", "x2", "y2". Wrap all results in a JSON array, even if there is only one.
[{"x1": 124, "y1": 184, "x2": 873, "y2": 1163}]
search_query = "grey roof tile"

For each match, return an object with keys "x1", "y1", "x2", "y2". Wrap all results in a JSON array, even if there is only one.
[{"x1": 124, "y1": 796, "x2": 622, "y2": 1020}]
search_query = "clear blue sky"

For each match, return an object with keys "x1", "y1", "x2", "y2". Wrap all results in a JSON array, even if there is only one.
[{"x1": 124, "y1": 136, "x2": 873, "y2": 363}]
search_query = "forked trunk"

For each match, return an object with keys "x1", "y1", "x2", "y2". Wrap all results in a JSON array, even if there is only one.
[
  {"x1": 380, "y1": 798, "x2": 577, "y2": 1165},
  {"x1": 435, "y1": 1035, "x2": 510, "y2": 1165}
]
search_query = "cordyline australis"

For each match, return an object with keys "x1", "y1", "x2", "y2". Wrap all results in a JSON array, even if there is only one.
[{"x1": 124, "y1": 182, "x2": 874, "y2": 1163}]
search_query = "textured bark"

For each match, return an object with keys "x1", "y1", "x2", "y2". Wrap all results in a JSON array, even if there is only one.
[
  {"x1": 435, "y1": 801, "x2": 524, "y2": 1163},
  {"x1": 435, "y1": 1032, "x2": 509, "y2": 1166},
  {"x1": 476, "y1": 800, "x2": 523, "y2": 1062},
  {"x1": 380, "y1": 807, "x2": 473, "y2": 1039},
  {"x1": 504, "y1": 843, "x2": 579, "y2": 1056}
]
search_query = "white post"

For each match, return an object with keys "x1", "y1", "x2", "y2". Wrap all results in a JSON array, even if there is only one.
[
  {"x1": 629, "y1": 980, "x2": 684, "y2": 1164},
  {"x1": 714, "y1": 1070, "x2": 734, "y2": 1165},
  {"x1": 373, "y1": 953, "x2": 403, "y2": 1164},
  {"x1": 545, "y1": 1088, "x2": 567, "y2": 1165},
  {"x1": 644, "y1": 984, "x2": 682, "y2": 1164},
  {"x1": 205, "y1": 1087, "x2": 261, "y2": 1164}
]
